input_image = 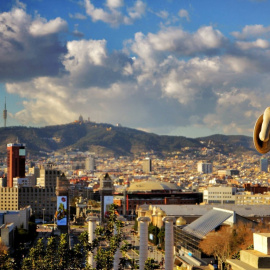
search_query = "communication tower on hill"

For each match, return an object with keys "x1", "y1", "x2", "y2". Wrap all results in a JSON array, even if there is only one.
[{"x1": 3, "y1": 97, "x2": 7, "y2": 127}]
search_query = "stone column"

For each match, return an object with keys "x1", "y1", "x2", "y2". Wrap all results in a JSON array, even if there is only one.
[
  {"x1": 87, "y1": 216, "x2": 99, "y2": 268},
  {"x1": 163, "y1": 217, "x2": 175, "y2": 270},
  {"x1": 137, "y1": 217, "x2": 151, "y2": 270}
]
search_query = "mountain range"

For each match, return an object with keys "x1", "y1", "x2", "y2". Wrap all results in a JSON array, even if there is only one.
[{"x1": 0, "y1": 122, "x2": 257, "y2": 157}]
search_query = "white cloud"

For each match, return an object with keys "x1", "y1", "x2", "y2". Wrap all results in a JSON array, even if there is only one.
[
  {"x1": 178, "y1": 9, "x2": 190, "y2": 21},
  {"x1": 72, "y1": 24, "x2": 84, "y2": 38},
  {"x1": 0, "y1": 8, "x2": 67, "y2": 81},
  {"x1": 203, "y1": 87, "x2": 263, "y2": 134},
  {"x1": 4, "y1": 6, "x2": 270, "y2": 137},
  {"x1": 69, "y1": 13, "x2": 87, "y2": 20},
  {"x1": 155, "y1": 10, "x2": 169, "y2": 19},
  {"x1": 106, "y1": 0, "x2": 123, "y2": 9},
  {"x1": 131, "y1": 26, "x2": 226, "y2": 58},
  {"x1": 15, "y1": 0, "x2": 26, "y2": 10},
  {"x1": 84, "y1": 0, "x2": 146, "y2": 27},
  {"x1": 29, "y1": 17, "x2": 68, "y2": 36},
  {"x1": 127, "y1": 0, "x2": 146, "y2": 20},
  {"x1": 236, "y1": 39, "x2": 270, "y2": 50},
  {"x1": 231, "y1": 24, "x2": 270, "y2": 39}
]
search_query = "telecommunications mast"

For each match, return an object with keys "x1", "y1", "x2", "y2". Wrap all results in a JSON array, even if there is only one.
[{"x1": 3, "y1": 97, "x2": 7, "y2": 128}]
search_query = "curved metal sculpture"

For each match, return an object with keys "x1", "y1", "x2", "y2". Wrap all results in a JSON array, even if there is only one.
[{"x1": 254, "y1": 107, "x2": 270, "y2": 154}]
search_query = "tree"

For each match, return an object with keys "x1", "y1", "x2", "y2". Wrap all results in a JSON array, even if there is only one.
[
  {"x1": 144, "y1": 258, "x2": 159, "y2": 269},
  {"x1": 148, "y1": 223, "x2": 160, "y2": 245},
  {"x1": 199, "y1": 226, "x2": 231, "y2": 270},
  {"x1": 0, "y1": 242, "x2": 15, "y2": 270},
  {"x1": 199, "y1": 223, "x2": 256, "y2": 270},
  {"x1": 9, "y1": 204, "x2": 126, "y2": 269},
  {"x1": 44, "y1": 236, "x2": 58, "y2": 269},
  {"x1": 81, "y1": 204, "x2": 128, "y2": 270},
  {"x1": 57, "y1": 234, "x2": 70, "y2": 269},
  {"x1": 22, "y1": 238, "x2": 46, "y2": 269},
  {"x1": 157, "y1": 226, "x2": 165, "y2": 250}
]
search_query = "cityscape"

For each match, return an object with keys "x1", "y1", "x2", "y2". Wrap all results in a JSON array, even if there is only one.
[
  {"x1": 2, "y1": 0, "x2": 270, "y2": 269},
  {"x1": 0, "y1": 116, "x2": 270, "y2": 269}
]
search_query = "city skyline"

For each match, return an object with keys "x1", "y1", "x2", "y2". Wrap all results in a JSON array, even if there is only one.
[{"x1": 1, "y1": 0, "x2": 270, "y2": 137}]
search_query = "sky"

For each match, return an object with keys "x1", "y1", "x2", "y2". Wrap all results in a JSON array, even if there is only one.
[{"x1": 1, "y1": 0, "x2": 270, "y2": 138}]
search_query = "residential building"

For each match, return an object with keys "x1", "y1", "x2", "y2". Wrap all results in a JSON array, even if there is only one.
[
  {"x1": 0, "y1": 186, "x2": 56, "y2": 219},
  {"x1": 217, "y1": 169, "x2": 239, "y2": 177},
  {"x1": 0, "y1": 187, "x2": 19, "y2": 210},
  {"x1": 13, "y1": 177, "x2": 32, "y2": 187},
  {"x1": 197, "y1": 161, "x2": 212, "y2": 174},
  {"x1": 203, "y1": 186, "x2": 236, "y2": 204},
  {"x1": 0, "y1": 206, "x2": 31, "y2": 249},
  {"x1": 236, "y1": 192, "x2": 270, "y2": 205},
  {"x1": 37, "y1": 164, "x2": 61, "y2": 187}
]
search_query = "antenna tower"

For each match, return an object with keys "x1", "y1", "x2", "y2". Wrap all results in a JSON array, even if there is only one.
[{"x1": 3, "y1": 97, "x2": 7, "y2": 128}]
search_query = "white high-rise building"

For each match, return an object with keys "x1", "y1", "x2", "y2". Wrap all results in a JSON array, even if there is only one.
[
  {"x1": 85, "y1": 156, "x2": 95, "y2": 171},
  {"x1": 197, "y1": 161, "x2": 212, "y2": 174},
  {"x1": 142, "y1": 158, "x2": 152, "y2": 173}
]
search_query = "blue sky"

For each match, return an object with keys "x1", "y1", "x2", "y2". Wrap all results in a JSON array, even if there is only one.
[{"x1": 1, "y1": 0, "x2": 270, "y2": 138}]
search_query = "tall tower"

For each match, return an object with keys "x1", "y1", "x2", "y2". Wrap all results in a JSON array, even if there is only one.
[
  {"x1": 260, "y1": 158, "x2": 268, "y2": 172},
  {"x1": 85, "y1": 156, "x2": 95, "y2": 171},
  {"x1": 3, "y1": 97, "x2": 7, "y2": 127},
  {"x1": 56, "y1": 173, "x2": 70, "y2": 234},
  {"x1": 100, "y1": 173, "x2": 114, "y2": 224},
  {"x1": 142, "y1": 157, "x2": 152, "y2": 173},
  {"x1": 7, "y1": 143, "x2": 26, "y2": 187}
]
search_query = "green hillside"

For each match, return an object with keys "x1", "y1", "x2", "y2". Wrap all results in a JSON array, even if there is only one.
[{"x1": 0, "y1": 122, "x2": 256, "y2": 157}]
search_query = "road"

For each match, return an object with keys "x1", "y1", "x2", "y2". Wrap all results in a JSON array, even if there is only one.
[{"x1": 122, "y1": 221, "x2": 165, "y2": 268}]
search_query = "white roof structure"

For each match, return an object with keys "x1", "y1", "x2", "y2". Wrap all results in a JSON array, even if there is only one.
[
  {"x1": 151, "y1": 204, "x2": 270, "y2": 217},
  {"x1": 183, "y1": 208, "x2": 234, "y2": 239}
]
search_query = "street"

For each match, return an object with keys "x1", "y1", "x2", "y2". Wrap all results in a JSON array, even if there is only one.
[{"x1": 122, "y1": 221, "x2": 165, "y2": 268}]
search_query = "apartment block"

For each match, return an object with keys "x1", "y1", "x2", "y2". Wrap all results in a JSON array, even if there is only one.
[
  {"x1": 204, "y1": 186, "x2": 236, "y2": 204},
  {"x1": 236, "y1": 193, "x2": 270, "y2": 205},
  {"x1": 0, "y1": 186, "x2": 57, "y2": 220},
  {"x1": 197, "y1": 161, "x2": 212, "y2": 174},
  {"x1": 0, "y1": 187, "x2": 19, "y2": 210},
  {"x1": 37, "y1": 166, "x2": 61, "y2": 187}
]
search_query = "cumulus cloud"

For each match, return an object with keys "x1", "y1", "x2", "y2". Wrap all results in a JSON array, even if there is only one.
[
  {"x1": 231, "y1": 24, "x2": 270, "y2": 39},
  {"x1": 69, "y1": 13, "x2": 87, "y2": 20},
  {"x1": 178, "y1": 9, "x2": 190, "y2": 21},
  {"x1": 0, "y1": 7, "x2": 67, "y2": 82},
  {"x1": 84, "y1": 0, "x2": 146, "y2": 27},
  {"x1": 203, "y1": 87, "x2": 263, "y2": 134},
  {"x1": 127, "y1": 0, "x2": 146, "y2": 20},
  {"x1": 4, "y1": 6, "x2": 270, "y2": 137},
  {"x1": 106, "y1": 0, "x2": 123, "y2": 9},
  {"x1": 130, "y1": 26, "x2": 226, "y2": 59},
  {"x1": 236, "y1": 39, "x2": 270, "y2": 50},
  {"x1": 29, "y1": 17, "x2": 67, "y2": 36}
]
